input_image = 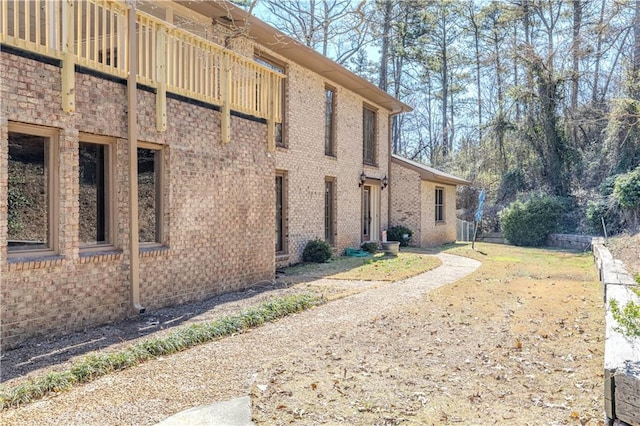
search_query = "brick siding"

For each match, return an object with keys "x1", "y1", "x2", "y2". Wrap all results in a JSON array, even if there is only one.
[{"x1": 1, "y1": 51, "x2": 274, "y2": 349}]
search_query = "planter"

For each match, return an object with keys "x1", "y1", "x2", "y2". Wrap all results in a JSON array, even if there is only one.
[{"x1": 381, "y1": 241, "x2": 400, "y2": 256}]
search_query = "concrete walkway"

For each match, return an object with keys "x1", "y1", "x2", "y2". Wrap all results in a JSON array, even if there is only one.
[{"x1": 155, "y1": 252, "x2": 481, "y2": 426}]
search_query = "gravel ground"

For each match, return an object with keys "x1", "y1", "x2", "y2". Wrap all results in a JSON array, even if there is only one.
[{"x1": 1, "y1": 249, "x2": 604, "y2": 425}]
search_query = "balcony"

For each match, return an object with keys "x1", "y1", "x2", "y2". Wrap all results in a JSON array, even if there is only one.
[{"x1": 0, "y1": 0, "x2": 284, "y2": 148}]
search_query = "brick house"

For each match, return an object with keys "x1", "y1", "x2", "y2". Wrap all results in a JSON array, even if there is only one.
[
  {"x1": 390, "y1": 155, "x2": 471, "y2": 247},
  {"x1": 0, "y1": 0, "x2": 418, "y2": 349}
]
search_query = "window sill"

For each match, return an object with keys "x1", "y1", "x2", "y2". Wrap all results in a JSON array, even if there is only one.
[
  {"x1": 79, "y1": 249, "x2": 123, "y2": 264},
  {"x1": 435, "y1": 221, "x2": 446, "y2": 225},
  {"x1": 363, "y1": 161, "x2": 378, "y2": 168},
  {"x1": 140, "y1": 245, "x2": 170, "y2": 258},
  {"x1": 325, "y1": 153, "x2": 337, "y2": 159},
  {"x1": 8, "y1": 254, "x2": 65, "y2": 271},
  {"x1": 276, "y1": 253, "x2": 289, "y2": 261}
]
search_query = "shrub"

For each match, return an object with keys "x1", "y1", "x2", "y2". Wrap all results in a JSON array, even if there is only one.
[
  {"x1": 360, "y1": 242, "x2": 378, "y2": 253},
  {"x1": 387, "y1": 225, "x2": 413, "y2": 247},
  {"x1": 497, "y1": 169, "x2": 528, "y2": 203},
  {"x1": 499, "y1": 194, "x2": 563, "y2": 246},
  {"x1": 585, "y1": 198, "x2": 623, "y2": 235},
  {"x1": 302, "y1": 239, "x2": 332, "y2": 263},
  {"x1": 613, "y1": 167, "x2": 640, "y2": 229}
]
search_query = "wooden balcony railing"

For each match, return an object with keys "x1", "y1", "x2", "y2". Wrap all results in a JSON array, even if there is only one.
[{"x1": 0, "y1": 0, "x2": 284, "y2": 148}]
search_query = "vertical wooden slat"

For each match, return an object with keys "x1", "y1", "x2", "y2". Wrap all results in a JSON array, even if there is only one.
[
  {"x1": 54, "y1": 0, "x2": 60, "y2": 52},
  {"x1": 93, "y1": 1, "x2": 98, "y2": 61},
  {"x1": 189, "y1": 43, "x2": 194, "y2": 93},
  {"x1": 13, "y1": 0, "x2": 18, "y2": 38},
  {"x1": 35, "y1": 0, "x2": 41, "y2": 47},
  {"x1": 44, "y1": 0, "x2": 49, "y2": 49},
  {"x1": 24, "y1": 0, "x2": 30, "y2": 43},
  {"x1": 2, "y1": 0, "x2": 8, "y2": 42},
  {"x1": 100, "y1": 3, "x2": 105, "y2": 65},
  {"x1": 156, "y1": 24, "x2": 167, "y2": 132},
  {"x1": 62, "y1": 0, "x2": 75, "y2": 112},
  {"x1": 221, "y1": 54, "x2": 231, "y2": 144},
  {"x1": 109, "y1": 7, "x2": 114, "y2": 69}
]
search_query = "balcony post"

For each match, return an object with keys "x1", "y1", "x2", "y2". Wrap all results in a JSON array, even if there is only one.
[
  {"x1": 221, "y1": 55, "x2": 232, "y2": 144},
  {"x1": 156, "y1": 25, "x2": 167, "y2": 132},
  {"x1": 266, "y1": 73, "x2": 276, "y2": 152},
  {"x1": 61, "y1": 0, "x2": 75, "y2": 112}
]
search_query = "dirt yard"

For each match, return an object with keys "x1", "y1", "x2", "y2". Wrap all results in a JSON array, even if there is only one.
[{"x1": 1, "y1": 243, "x2": 604, "y2": 425}]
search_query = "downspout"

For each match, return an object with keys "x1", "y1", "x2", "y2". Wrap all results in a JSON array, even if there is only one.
[{"x1": 127, "y1": 1, "x2": 145, "y2": 314}]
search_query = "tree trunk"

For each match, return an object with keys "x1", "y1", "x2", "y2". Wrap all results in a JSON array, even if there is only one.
[{"x1": 378, "y1": 0, "x2": 393, "y2": 92}]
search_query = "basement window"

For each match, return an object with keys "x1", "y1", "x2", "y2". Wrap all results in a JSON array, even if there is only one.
[
  {"x1": 7, "y1": 123, "x2": 59, "y2": 256},
  {"x1": 138, "y1": 144, "x2": 164, "y2": 245}
]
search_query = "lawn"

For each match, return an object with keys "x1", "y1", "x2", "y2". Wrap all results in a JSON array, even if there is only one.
[{"x1": 282, "y1": 251, "x2": 441, "y2": 281}]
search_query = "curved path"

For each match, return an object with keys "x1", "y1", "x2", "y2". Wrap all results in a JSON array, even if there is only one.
[{"x1": 1, "y1": 253, "x2": 481, "y2": 426}]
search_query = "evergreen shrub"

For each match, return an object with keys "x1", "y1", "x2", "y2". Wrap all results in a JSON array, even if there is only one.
[
  {"x1": 387, "y1": 225, "x2": 413, "y2": 247},
  {"x1": 302, "y1": 239, "x2": 332, "y2": 263},
  {"x1": 360, "y1": 242, "x2": 378, "y2": 253},
  {"x1": 499, "y1": 195, "x2": 563, "y2": 246}
]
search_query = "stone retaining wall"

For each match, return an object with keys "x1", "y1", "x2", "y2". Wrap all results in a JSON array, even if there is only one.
[
  {"x1": 547, "y1": 233, "x2": 593, "y2": 250},
  {"x1": 593, "y1": 238, "x2": 640, "y2": 425}
]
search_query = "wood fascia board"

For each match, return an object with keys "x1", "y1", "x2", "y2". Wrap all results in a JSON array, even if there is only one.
[{"x1": 391, "y1": 155, "x2": 471, "y2": 186}]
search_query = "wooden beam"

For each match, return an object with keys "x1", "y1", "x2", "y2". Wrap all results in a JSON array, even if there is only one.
[
  {"x1": 156, "y1": 25, "x2": 167, "y2": 132},
  {"x1": 61, "y1": 0, "x2": 75, "y2": 112},
  {"x1": 266, "y1": 74, "x2": 276, "y2": 152},
  {"x1": 221, "y1": 56, "x2": 231, "y2": 144}
]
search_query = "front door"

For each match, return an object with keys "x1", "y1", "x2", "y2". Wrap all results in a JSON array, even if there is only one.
[{"x1": 362, "y1": 185, "x2": 379, "y2": 242}]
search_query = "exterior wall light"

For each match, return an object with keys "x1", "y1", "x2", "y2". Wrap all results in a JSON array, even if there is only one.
[
  {"x1": 359, "y1": 171, "x2": 367, "y2": 187},
  {"x1": 381, "y1": 175, "x2": 389, "y2": 190}
]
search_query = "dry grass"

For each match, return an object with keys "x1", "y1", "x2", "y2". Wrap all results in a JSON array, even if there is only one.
[
  {"x1": 283, "y1": 252, "x2": 441, "y2": 282},
  {"x1": 252, "y1": 243, "x2": 604, "y2": 425}
]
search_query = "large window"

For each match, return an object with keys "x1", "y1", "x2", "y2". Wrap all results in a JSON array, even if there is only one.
[
  {"x1": 325, "y1": 178, "x2": 336, "y2": 245},
  {"x1": 79, "y1": 135, "x2": 114, "y2": 249},
  {"x1": 138, "y1": 144, "x2": 163, "y2": 244},
  {"x1": 363, "y1": 106, "x2": 377, "y2": 165},
  {"x1": 7, "y1": 123, "x2": 58, "y2": 255},
  {"x1": 325, "y1": 87, "x2": 336, "y2": 156},
  {"x1": 255, "y1": 54, "x2": 286, "y2": 147},
  {"x1": 435, "y1": 187, "x2": 445, "y2": 222},
  {"x1": 275, "y1": 171, "x2": 288, "y2": 253}
]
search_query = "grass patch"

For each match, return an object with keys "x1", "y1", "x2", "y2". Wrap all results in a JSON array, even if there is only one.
[
  {"x1": 0, "y1": 293, "x2": 325, "y2": 410},
  {"x1": 284, "y1": 252, "x2": 441, "y2": 281}
]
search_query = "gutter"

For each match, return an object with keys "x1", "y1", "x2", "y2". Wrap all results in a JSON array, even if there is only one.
[{"x1": 127, "y1": 1, "x2": 145, "y2": 314}]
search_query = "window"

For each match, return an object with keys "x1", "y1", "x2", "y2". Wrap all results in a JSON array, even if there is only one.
[
  {"x1": 275, "y1": 171, "x2": 288, "y2": 253},
  {"x1": 325, "y1": 87, "x2": 336, "y2": 156},
  {"x1": 7, "y1": 123, "x2": 58, "y2": 256},
  {"x1": 138, "y1": 144, "x2": 163, "y2": 244},
  {"x1": 255, "y1": 54, "x2": 286, "y2": 147},
  {"x1": 79, "y1": 135, "x2": 114, "y2": 249},
  {"x1": 435, "y1": 187, "x2": 445, "y2": 222},
  {"x1": 325, "y1": 178, "x2": 336, "y2": 245},
  {"x1": 363, "y1": 106, "x2": 377, "y2": 165}
]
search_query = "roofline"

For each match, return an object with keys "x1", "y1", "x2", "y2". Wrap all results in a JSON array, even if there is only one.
[
  {"x1": 178, "y1": 1, "x2": 412, "y2": 114},
  {"x1": 391, "y1": 154, "x2": 471, "y2": 186}
]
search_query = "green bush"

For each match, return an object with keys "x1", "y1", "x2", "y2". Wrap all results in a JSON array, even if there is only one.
[
  {"x1": 387, "y1": 225, "x2": 413, "y2": 247},
  {"x1": 586, "y1": 199, "x2": 623, "y2": 235},
  {"x1": 613, "y1": 167, "x2": 640, "y2": 229},
  {"x1": 499, "y1": 195, "x2": 563, "y2": 246},
  {"x1": 360, "y1": 242, "x2": 378, "y2": 253},
  {"x1": 302, "y1": 239, "x2": 332, "y2": 263}
]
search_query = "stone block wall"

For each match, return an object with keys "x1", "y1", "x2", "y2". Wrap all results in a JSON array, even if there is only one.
[{"x1": 0, "y1": 51, "x2": 274, "y2": 349}]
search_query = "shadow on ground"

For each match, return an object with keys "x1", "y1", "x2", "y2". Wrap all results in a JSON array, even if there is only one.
[{"x1": 0, "y1": 281, "x2": 297, "y2": 384}]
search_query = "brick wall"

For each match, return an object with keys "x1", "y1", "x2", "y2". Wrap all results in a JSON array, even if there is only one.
[
  {"x1": 260, "y1": 49, "x2": 391, "y2": 266},
  {"x1": 1, "y1": 51, "x2": 274, "y2": 349},
  {"x1": 389, "y1": 160, "x2": 458, "y2": 247},
  {"x1": 389, "y1": 162, "x2": 422, "y2": 245},
  {"x1": 420, "y1": 181, "x2": 457, "y2": 246}
]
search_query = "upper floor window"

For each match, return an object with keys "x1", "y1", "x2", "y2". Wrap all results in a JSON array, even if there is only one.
[
  {"x1": 325, "y1": 87, "x2": 336, "y2": 156},
  {"x1": 363, "y1": 106, "x2": 377, "y2": 165},
  {"x1": 255, "y1": 54, "x2": 286, "y2": 147},
  {"x1": 79, "y1": 134, "x2": 115, "y2": 250},
  {"x1": 7, "y1": 123, "x2": 59, "y2": 256},
  {"x1": 435, "y1": 187, "x2": 445, "y2": 222}
]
